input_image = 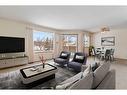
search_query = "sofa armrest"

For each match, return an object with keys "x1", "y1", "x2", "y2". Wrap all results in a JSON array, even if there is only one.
[
  {"x1": 81, "y1": 65, "x2": 87, "y2": 72},
  {"x1": 96, "y1": 69, "x2": 116, "y2": 89},
  {"x1": 82, "y1": 54, "x2": 88, "y2": 65},
  {"x1": 69, "y1": 72, "x2": 93, "y2": 89}
]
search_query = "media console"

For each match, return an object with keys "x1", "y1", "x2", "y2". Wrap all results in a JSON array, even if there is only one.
[{"x1": 0, "y1": 56, "x2": 28, "y2": 69}]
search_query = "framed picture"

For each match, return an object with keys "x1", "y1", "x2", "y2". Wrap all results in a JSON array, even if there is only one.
[{"x1": 101, "y1": 37, "x2": 115, "y2": 46}]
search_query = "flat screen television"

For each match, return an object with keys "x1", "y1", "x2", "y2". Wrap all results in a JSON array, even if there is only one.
[{"x1": 0, "y1": 36, "x2": 25, "y2": 53}]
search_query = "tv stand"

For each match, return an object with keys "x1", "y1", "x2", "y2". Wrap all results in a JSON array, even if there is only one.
[{"x1": 0, "y1": 56, "x2": 28, "y2": 69}]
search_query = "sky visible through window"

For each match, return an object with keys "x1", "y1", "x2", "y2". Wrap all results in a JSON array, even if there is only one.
[
  {"x1": 33, "y1": 30, "x2": 54, "y2": 52},
  {"x1": 64, "y1": 35, "x2": 77, "y2": 42},
  {"x1": 33, "y1": 31, "x2": 53, "y2": 41}
]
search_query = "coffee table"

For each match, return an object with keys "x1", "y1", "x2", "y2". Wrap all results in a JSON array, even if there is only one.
[{"x1": 20, "y1": 63, "x2": 58, "y2": 85}]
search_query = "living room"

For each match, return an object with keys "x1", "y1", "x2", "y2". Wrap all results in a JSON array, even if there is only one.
[{"x1": 0, "y1": 6, "x2": 127, "y2": 90}]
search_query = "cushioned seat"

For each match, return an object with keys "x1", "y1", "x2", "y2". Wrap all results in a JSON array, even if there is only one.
[
  {"x1": 92, "y1": 62, "x2": 110, "y2": 88},
  {"x1": 54, "y1": 51, "x2": 70, "y2": 66},
  {"x1": 56, "y1": 62, "x2": 115, "y2": 89},
  {"x1": 54, "y1": 58, "x2": 68, "y2": 64},
  {"x1": 56, "y1": 65, "x2": 93, "y2": 89},
  {"x1": 67, "y1": 52, "x2": 87, "y2": 72},
  {"x1": 67, "y1": 62, "x2": 82, "y2": 71}
]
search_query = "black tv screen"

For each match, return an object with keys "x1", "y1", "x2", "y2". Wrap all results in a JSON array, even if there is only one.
[{"x1": 0, "y1": 36, "x2": 25, "y2": 53}]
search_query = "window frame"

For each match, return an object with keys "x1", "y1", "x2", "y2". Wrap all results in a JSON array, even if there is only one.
[
  {"x1": 33, "y1": 30, "x2": 54, "y2": 53},
  {"x1": 61, "y1": 34, "x2": 78, "y2": 52},
  {"x1": 84, "y1": 34, "x2": 90, "y2": 48}
]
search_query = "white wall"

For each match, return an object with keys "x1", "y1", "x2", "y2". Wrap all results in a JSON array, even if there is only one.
[
  {"x1": 92, "y1": 28, "x2": 127, "y2": 59},
  {"x1": 0, "y1": 18, "x2": 91, "y2": 62},
  {"x1": 0, "y1": 19, "x2": 60, "y2": 62},
  {"x1": 0, "y1": 19, "x2": 28, "y2": 56},
  {"x1": 0, "y1": 19, "x2": 26, "y2": 37}
]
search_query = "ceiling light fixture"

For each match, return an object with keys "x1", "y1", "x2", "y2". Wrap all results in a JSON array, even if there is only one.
[{"x1": 101, "y1": 26, "x2": 110, "y2": 33}]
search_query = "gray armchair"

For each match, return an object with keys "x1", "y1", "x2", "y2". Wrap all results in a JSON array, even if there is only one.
[
  {"x1": 54, "y1": 51, "x2": 71, "y2": 66},
  {"x1": 67, "y1": 52, "x2": 87, "y2": 72}
]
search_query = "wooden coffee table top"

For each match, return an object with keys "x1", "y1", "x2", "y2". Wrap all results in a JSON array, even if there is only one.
[{"x1": 20, "y1": 64, "x2": 57, "y2": 78}]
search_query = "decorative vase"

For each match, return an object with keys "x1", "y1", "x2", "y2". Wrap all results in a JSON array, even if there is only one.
[{"x1": 42, "y1": 62, "x2": 45, "y2": 68}]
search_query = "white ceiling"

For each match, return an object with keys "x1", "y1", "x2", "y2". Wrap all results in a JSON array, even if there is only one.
[{"x1": 0, "y1": 6, "x2": 127, "y2": 32}]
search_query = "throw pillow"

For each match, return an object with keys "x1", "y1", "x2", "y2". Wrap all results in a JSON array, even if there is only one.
[
  {"x1": 81, "y1": 64, "x2": 91, "y2": 78},
  {"x1": 61, "y1": 53, "x2": 67, "y2": 57},
  {"x1": 56, "y1": 79, "x2": 79, "y2": 89},
  {"x1": 75, "y1": 55, "x2": 84, "y2": 60},
  {"x1": 91, "y1": 62, "x2": 100, "y2": 72}
]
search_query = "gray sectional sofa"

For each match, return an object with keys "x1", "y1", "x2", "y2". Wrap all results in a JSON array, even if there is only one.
[{"x1": 56, "y1": 62, "x2": 115, "y2": 89}]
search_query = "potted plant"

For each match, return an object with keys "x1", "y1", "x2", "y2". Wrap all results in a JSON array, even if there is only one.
[{"x1": 89, "y1": 46, "x2": 94, "y2": 56}]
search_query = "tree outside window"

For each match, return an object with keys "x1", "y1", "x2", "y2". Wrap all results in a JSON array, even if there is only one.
[
  {"x1": 33, "y1": 30, "x2": 54, "y2": 52},
  {"x1": 62, "y1": 35, "x2": 78, "y2": 53}
]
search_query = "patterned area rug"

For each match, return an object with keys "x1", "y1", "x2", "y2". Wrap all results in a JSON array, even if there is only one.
[{"x1": 0, "y1": 65, "x2": 77, "y2": 89}]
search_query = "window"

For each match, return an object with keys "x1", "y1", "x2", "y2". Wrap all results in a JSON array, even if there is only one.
[
  {"x1": 62, "y1": 34, "x2": 78, "y2": 53},
  {"x1": 84, "y1": 35, "x2": 90, "y2": 47},
  {"x1": 33, "y1": 30, "x2": 54, "y2": 52}
]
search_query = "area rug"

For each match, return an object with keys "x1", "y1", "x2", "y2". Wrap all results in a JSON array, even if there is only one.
[{"x1": 0, "y1": 65, "x2": 77, "y2": 89}]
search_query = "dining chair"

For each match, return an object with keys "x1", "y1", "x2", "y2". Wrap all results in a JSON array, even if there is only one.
[
  {"x1": 91, "y1": 48, "x2": 101, "y2": 59},
  {"x1": 100, "y1": 51, "x2": 105, "y2": 60},
  {"x1": 105, "y1": 49, "x2": 112, "y2": 61},
  {"x1": 110, "y1": 49, "x2": 115, "y2": 61}
]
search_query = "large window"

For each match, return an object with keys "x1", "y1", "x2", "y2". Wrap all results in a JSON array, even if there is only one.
[
  {"x1": 84, "y1": 35, "x2": 90, "y2": 47},
  {"x1": 62, "y1": 34, "x2": 78, "y2": 53},
  {"x1": 33, "y1": 30, "x2": 54, "y2": 52}
]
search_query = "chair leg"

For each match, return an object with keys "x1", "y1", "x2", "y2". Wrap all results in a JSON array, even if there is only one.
[
  {"x1": 105, "y1": 55, "x2": 108, "y2": 62},
  {"x1": 109, "y1": 56, "x2": 112, "y2": 61},
  {"x1": 94, "y1": 55, "x2": 96, "y2": 61},
  {"x1": 112, "y1": 55, "x2": 114, "y2": 61},
  {"x1": 102, "y1": 56, "x2": 105, "y2": 61}
]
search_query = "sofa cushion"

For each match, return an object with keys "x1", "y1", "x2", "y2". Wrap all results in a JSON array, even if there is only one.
[
  {"x1": 56, "y1": 72, "x2": 82, "y2": 89},
  {"x1": 59, "y1": 72, "x2": 82, "y2": 85},
  {"x1": 56, "y1": 71, "x2": 93, "y2": 89},
  {"x1": 68, "y1": 62, "x2": 82, "y2": 71},
  {"x1": 96, "y1": 69, "x2": 116, "y2": 89},
  {"x1": 92, "y1": 62, "x2": 110, "y2": 88},
  {"x1": 81, "y1": 64, "x2": 92, "y2": 78},
  {"x1": 56, "y1": 79, "x2": 79, "y2": 89},
  {"x1": 69, "y1": 72, "x2": 93, "y2": 89},
  {"x1": 91, "y1": 62, "x2": 100, "y2": 72}
]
